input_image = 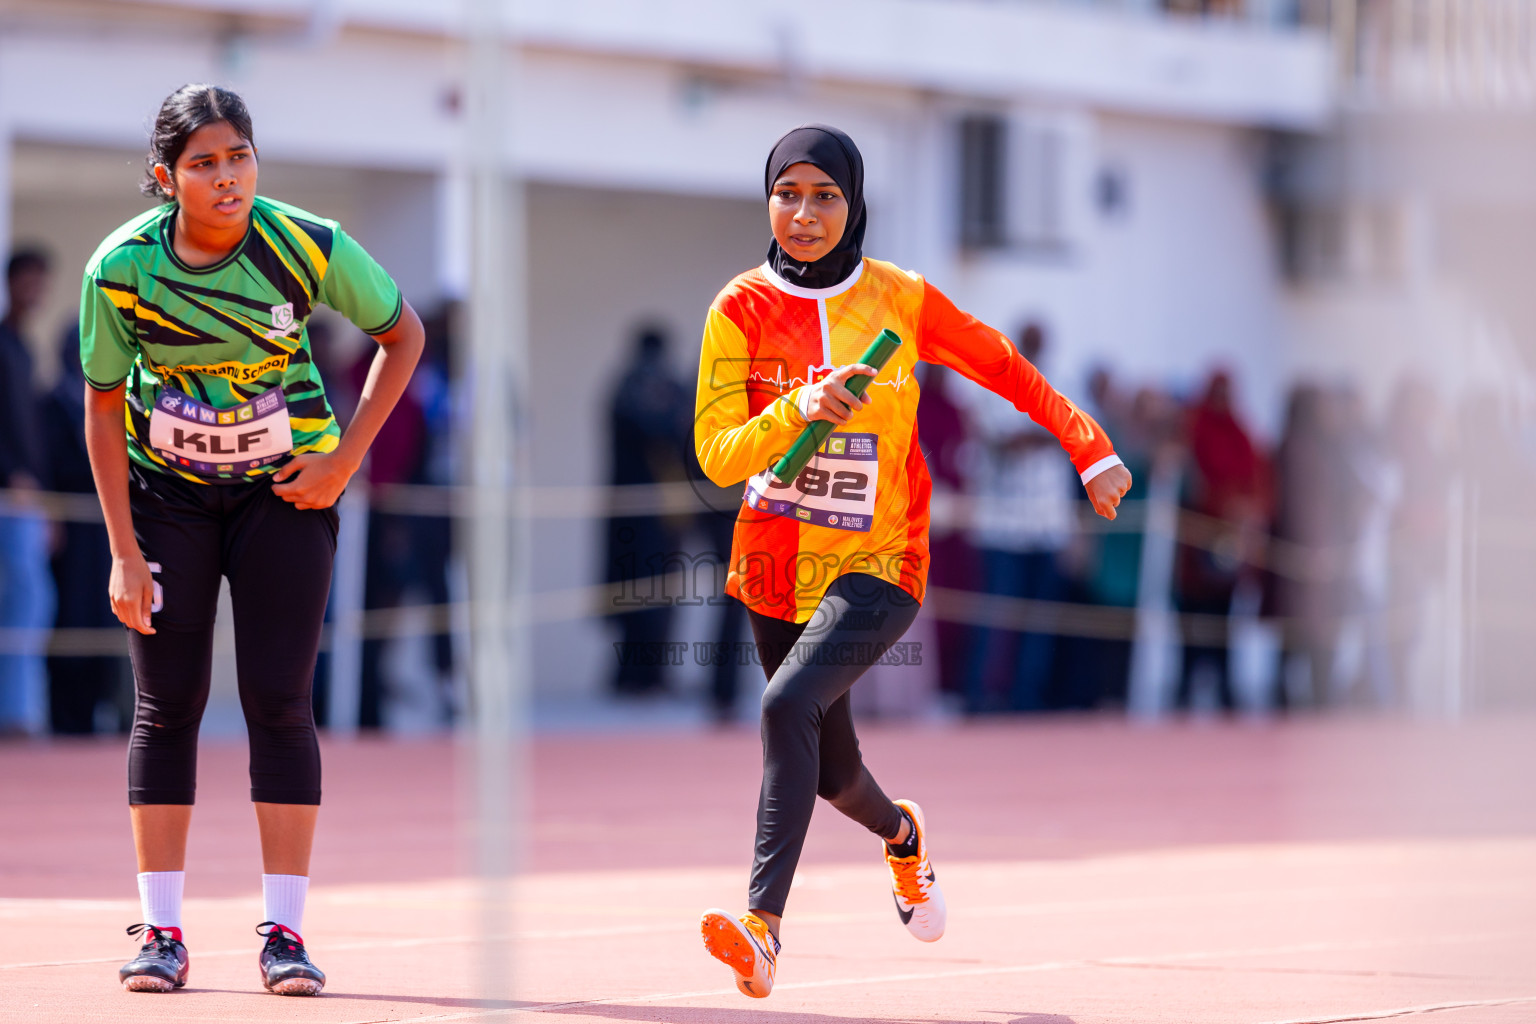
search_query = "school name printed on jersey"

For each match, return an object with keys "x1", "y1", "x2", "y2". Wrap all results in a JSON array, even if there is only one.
[
  {"x1": 165, "y1": 353, "x2": 289, "y2": 386},
  {"x1": 743, "y1": 432, "x2": 880, "y2": 533},
  {"x1": 147, "y1": 386, "x2": 294, "y2": 477}
]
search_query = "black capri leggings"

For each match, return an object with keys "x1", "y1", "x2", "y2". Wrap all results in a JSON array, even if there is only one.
[
  {"x1": 746, "y1": 572, "x2": 921, "y2": 917},
  {"x1": 125, "y1": 465, "x2": 337, "y2": 806}
]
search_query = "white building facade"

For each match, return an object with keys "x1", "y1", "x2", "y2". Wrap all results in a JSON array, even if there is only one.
[{"x1": 0, "y1": 0, "x2": 1335, "y2": 705}]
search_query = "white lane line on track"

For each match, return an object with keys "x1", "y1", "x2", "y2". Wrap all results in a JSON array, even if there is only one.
[
  {"x1": 7, "y1": 877, "x2": 1531, "y2": 918},
  {"x1": 346, "y1": 933, "x2": 1532, "y2": 1024},
  {"x1": 1096, "y1": 932, "x2": 1517, "y2": 966},
  {"x1": 1254, "y1": 994, "x2": 1536, "y2": 1024}
]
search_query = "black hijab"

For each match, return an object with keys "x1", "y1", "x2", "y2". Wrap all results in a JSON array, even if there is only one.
[{"x1": 764, "y1": 124, "x2": 866, "y2": 291}]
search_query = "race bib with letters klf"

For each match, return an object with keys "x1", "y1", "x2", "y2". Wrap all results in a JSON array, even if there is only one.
[
  {"x1": 744, "y1": 432, "x2": 879, "y2": 533},
  {"x1": 148, "y1": 386, "x2": 293, "y2": 477}
]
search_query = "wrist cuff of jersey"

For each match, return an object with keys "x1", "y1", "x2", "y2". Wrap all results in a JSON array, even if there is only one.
[
  {"x1": 787, "y1": 386, "x2": 813, "y2": 424},
  {"x1": 1080, "y1": 454, "x2": 1123, "y2": 485}
]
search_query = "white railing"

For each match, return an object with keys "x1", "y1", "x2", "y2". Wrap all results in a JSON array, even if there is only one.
[
  {"x1": 1328, "y1": 0, "x2": 1536, "y2": 107},
  {"x1": 1012, "y1": 0, "x2": 1536, "y2": 108},
  {"x1": 993, "y1": 0, "x2": 1308, "y2": 30}
]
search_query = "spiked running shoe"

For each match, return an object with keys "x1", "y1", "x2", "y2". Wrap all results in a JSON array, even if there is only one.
[
  {"x1": 886, "y1": 799, "x2": 946, "y2": 942},
  {"x1": 256, "y1": 921, "x2": 326, "y2": 996},
  {"x1": 120, "y1": 923, "x2": 189, "y2": 992},
  {"x1": 701, "y1": 909, "x2": 779, "y2": 998}
]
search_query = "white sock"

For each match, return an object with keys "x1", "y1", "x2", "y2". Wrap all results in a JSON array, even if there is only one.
[
  {"x1": 137, "y1": 871, "x2": 184, "y2": 931},
  {"x1": 262, "y1": 874, "x2": 309, "y2": 936}
]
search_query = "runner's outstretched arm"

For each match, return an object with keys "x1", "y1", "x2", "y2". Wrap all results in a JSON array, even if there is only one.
[{"x1": 916, "y1": 281, "x2": 1131, "y2": 518}]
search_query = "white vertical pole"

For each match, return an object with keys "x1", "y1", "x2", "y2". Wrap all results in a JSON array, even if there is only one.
[
  {"x1": 464, "y1": 0, "x2": 529, "y2": 1013},
  {"x1": 437, "y1": 120, "x2": 476, "y2": 727},
  {"x1": 1461, "y1": 480, "x2": 1480, "y2": 715},
  {"x1": 1128, "y1": 457, "x2": 1181, "y2": 719},
  {"x1": 326, "y1": 486, "x2": 368, "y2": 735},
  {"x1": 436, "y1": 164, "x2": 473, "y2": 302}
]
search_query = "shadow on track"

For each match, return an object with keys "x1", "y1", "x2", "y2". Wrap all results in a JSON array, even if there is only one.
[{"x1": 545, "y1": 1004, "x2": 1077, "y2": 1024}]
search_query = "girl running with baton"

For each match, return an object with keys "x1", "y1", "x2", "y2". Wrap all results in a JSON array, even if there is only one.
[
  {"x1": 82, "y1": 84, "x2": 423, "y2": 996},
  {"x1": 695, "y1": 124, "x2": 1131, "y2": 998}
]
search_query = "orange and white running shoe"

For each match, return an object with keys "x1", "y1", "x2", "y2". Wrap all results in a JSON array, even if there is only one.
[
  {"x1": 700, "y1": 909, "x2": 779, "y2": 998},
  {"x1": 886, "y1": 799, "x2": 946, "y2": 942}
]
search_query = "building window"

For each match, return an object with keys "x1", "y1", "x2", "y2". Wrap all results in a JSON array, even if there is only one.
[
  {"x1": 1012, "y1": 120, "x2": 1066, "y2": 249},
  {"x1": 959, "y1": 114, "x2": 1007, "y2": 250},
  {"x1": 958, "y1": 112, "x2": 1077, "y2": 254}
]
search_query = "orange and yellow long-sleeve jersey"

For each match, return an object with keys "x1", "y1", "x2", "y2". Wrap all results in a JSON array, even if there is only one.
[{"x1": 695, "y1": 257, "x2": 1119, "y2": 623}]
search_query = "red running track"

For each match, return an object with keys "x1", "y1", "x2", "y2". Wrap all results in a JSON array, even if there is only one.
[{"x1": 2, "y1": 716, "x2": 1535, "y2": 1023}]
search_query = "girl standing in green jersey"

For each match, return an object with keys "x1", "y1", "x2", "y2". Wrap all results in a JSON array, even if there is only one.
[{"x1": 81, "y1": 84, "x2": 424, "y2": 996}]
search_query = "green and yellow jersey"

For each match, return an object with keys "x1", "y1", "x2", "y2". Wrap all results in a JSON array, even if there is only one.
[{"x1": 80, "y1": 196, "x2": 402, "y2": 484}]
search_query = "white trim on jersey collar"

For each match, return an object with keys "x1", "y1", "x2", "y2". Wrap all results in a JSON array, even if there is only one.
[{"x1": 759, "y1": 259, "x2": 864, "y2": 300}]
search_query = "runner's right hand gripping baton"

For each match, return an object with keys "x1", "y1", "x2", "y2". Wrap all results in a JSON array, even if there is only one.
[{"x1": 769, "y1": 328, "x2": 904, "y2": 485}]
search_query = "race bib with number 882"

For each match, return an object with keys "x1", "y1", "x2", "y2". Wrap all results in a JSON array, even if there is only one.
[{"x1": 744, "y1": 432, "x2": 879, "y2": 532}]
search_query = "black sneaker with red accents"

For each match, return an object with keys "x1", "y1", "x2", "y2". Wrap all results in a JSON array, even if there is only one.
[
  {"x1": 256, "y1": 921, "x2": 325, "y2": 996},
  {"x1": 120, "y1": 923, "x2": 189, "y2": 992}
]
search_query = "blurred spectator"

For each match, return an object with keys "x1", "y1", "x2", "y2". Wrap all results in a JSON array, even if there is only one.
[
  {"x1": 1381, "y1": 378, "x2": 1449, "y2": 706},
  {"x1": 1451, "y1": 388, "x2": 1536, "y2": 710},
  {"x1": 962, "y1": 323, "x2": 1076, "y2": 713},
  {"x1": 676, "y1": 334, "x2": 746, "y2": 720},
  {"x1": 604, "y1": 325, "x2": 690, "y2": 697},
  {"x1": 1074, "y1": 381, "x2": 1162, "y2": 708},
  {"x1": 0, "y1": 249, "x2": 55, "y2": 736},
  {"x1": 315, "y1": 309, "x2": 458, "y2": 731},
  {"x1": 42, "y1": 325, "x2": 127, "y2": 733},
  {"x1": 1270, "y1": 383, "x2": 1351, "y2": 707},
  {"x1": 306, "y1": 318, "x2": 346, "y2": 726},
  {"x1": 915, "y1": 364, "x2": 978, "y2": 696},
  {"x1": 1269, "y1": 383, "x2": 1400, "y2": 709},
  {"x1": 1175, "y1": 369, "x2": 1263, "y2": 712},
  {"x1": 1334, "y1": 385, "x2": 1398, "y2": 707},
  {"x1": 1085, "y1": 365, "x2": 1129, "y2": 442},
  {"x1": 352, "y1": 327, "x2": 428, "y2": 729},
  {"x1": 691, "y1": 484, "x2": 747, "y2": 723},
  {"x1": 410, "y1": 304, "x2": 459, "y2": 710}
]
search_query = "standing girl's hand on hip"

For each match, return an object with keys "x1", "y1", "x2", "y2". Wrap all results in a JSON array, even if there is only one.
[
  {"x1": 109, "y1": 552, "x2": 157, "y2": 635},
  {"x1": 271, "y1": 452, "x2": 358, "y2": 510}
]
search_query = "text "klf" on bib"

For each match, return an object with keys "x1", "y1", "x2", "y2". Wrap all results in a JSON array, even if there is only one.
[{"x1": 148, "y1": 386, "x2": 294, "y2": 478}]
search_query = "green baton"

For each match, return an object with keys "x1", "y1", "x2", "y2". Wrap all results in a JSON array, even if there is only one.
[{"x1": 769, "y1": 328, "x2": 904, "y2": 485}]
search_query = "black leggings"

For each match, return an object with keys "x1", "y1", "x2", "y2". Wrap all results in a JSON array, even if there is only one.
[
  {"x1": 746, "y1": 573, "x2": 920, "y2": 916},
  {"x1": 125, "y1": 466, "x2": 337, "y2": 805}
]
